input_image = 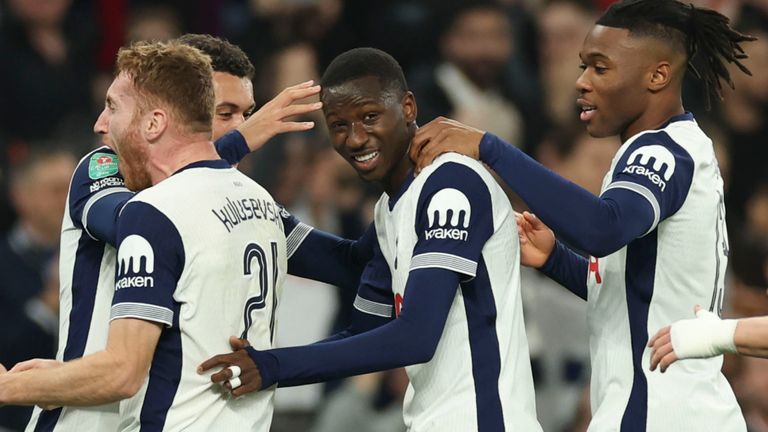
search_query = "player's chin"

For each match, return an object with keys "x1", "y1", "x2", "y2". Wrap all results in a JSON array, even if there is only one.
[
  {"x1": 353, "y1": 165, "x2": 385, "y2": 183},
  {"x1": 584, "y1": 123, "x2": 613, "y2": 139}
]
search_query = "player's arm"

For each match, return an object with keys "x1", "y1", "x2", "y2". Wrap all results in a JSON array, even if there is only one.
[
  {"x1": 411, "y1": 118, "x2": 693, "y2": 257},
  {"x1": 280, "y1": 208, "x2": 375, "y2": 291},
  {"x1": 0, "y1": 318, "x2": 160, "y2": 407},
  {"x1": 215, "y1": 81, "x2": 322, "y2": 165},
  {"x1": 69, "y1": 148, "x2": 134, "y2": 246},
  {"x1": 0, "y1": 200, "x2": 181, "y2": 406},
  {"x1": 649, "y1": 307, "x2": 768, "y2": 372},
  {"x1": 199, "y1": 239, "x2": 395, "y2": 390},
  {"x1": 201, "y1": 162, "x2": 493, "y2": 394},
  {"x1": 517, "y1": 211, "x2": 588, "y2": 300}
]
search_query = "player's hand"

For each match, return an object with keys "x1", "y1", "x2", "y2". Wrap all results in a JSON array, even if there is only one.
[
  {"x1": 410, "y1": 117, "x2": 483, "y2": 174},
  {"x1": 516, "y1": 211, "x2": 555, "y2": 268},
  {"x1": 648, "y1": 324, "x2": 678, "y2": 373},
  {"x1": 649, "y1": 305, "x2": 708, "y2": 373},
  {"x1": 9, "y1": 359, "x2": 62, "y2": 373},
  {"x1": 237, "y1": 80, "x2": 322, "y2": 152},
  {"x1": 198, "y1": 336, "x2": 262, "y2": 397}
]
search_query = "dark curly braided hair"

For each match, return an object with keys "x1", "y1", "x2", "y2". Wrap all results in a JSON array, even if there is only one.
[{"x1": 597, "y1": 0, "x2": 756, "y2": 109}]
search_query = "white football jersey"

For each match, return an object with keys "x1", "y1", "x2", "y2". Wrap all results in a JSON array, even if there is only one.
[
  {"x1": 26, "y1": 147, "x2": 129, "y2": 432},
  {"x1": 371, "y1": 153, "x2": 540, "y2": 432},
  {"x1": 586, "y1": 113, "x2": 745, "y2": 431},
  {"x1": 111, "y1": 160, "x2": 287, "y2": 431}
]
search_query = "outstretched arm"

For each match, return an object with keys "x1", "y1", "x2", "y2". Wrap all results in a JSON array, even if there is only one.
[
  {"x1": 516, "y1": 211, "x2": 588, "y2": 300},
  {"x1": 216, "y1": 80, "x2": 322, "y2": 165},
  {"x1": 0, "y1": 318, "x2": 160, "y2": 407},
  {"x1": 649, "y1": 306, "x2": 768, "y2": 372},
  {"x1": 281, "y1": 209, "x2": 375, "y2": 291},
  {"x1": 411, "y1": 118, "x2": 693, "y2": 257}
]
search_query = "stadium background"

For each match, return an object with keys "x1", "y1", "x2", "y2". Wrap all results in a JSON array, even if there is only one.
[{"x1": 0, "y1": 0, "x2": 766, "y2": 431}]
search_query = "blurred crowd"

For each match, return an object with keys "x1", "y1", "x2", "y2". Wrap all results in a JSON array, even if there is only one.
[{"x1": 0, "y1": 0, "x2": 767, "y2": 431}]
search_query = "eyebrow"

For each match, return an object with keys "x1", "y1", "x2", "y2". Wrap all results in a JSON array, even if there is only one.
[
  {"x1": 580, "y1": 51, "x2": 611, "y2": 62},
  {"x1": 215, "y1": 102, "x2": 240, "y2": 110}
]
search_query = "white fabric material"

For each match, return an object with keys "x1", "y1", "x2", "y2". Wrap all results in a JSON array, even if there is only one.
[
  {"x1": 229, "y1": 377, "x2": 242, "y2": 389},
  {"x1": 671, "y1": 310, "x2": 738, "y2": 358},
  {"x1": 586, "y1": 118, "x2": 745, "y2": 431},
  {"x1": 118, "y1": 166, "x2": 287, "y2": 432},
  {"x1": 26, "y1": 150, "x2": 121, "y2": 432},
  {"x1": 373, "y1": 153, "x2": 540, "y2": 432},
  {"x1": 228, "y1": 365, "x2": 242, "y2": 379}
]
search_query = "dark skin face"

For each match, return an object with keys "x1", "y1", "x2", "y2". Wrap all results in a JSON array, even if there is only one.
[
  {"x1": 323, "y1": 76, "x2": 417, "y2": 195},
  {"x1": 576, "y1": 25, "x2": 685, "y2": 142}
]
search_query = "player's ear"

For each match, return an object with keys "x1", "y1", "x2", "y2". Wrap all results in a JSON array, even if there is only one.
[
  {"x1": 144, "y1": 109, "x2": 168, "y2": 142},
  {"x1": 649, "y1": 61, "x2": 672, "y2": 92},
  {"x1": 403, "y1": 91, "x2": 417, "y2": 124}
]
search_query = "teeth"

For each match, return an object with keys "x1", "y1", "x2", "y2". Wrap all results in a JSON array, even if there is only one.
[
  {"x1": 354, "y1": 151, "x2": 379, "y2": 162},
  {"x1": 582, "y1": 107, "x2": 595, "y2": 112}
]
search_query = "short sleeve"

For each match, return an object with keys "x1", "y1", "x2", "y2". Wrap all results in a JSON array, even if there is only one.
[
  {"x1": 111, "y1": 201, "x2": 185, "y2": 327},
  {"x1": 410, "y1": 162, "x2": 494, "y2": 279},
  {"x1": 278, "y1": 205, "x2": 314, "y2": 259},
  {"x1": 68, "y1": 148, "x2": 131, "y2": 239},
  {"x1": 602, "y1": 131, "x2": 694, "y2": 232}
]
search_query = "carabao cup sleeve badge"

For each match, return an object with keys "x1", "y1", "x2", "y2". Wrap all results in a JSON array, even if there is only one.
[{"x1": 89, "y1": 152, "x2": 119, "y2": 179}]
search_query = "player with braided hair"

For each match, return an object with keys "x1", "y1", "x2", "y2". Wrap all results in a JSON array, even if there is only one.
[{"x1": 410, "y1": 0, "x2": 755, "y2": 430}]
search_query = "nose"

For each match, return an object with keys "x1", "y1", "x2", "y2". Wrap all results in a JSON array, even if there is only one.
[
  {"x1": 346, "y1": 121, "x2": 368, "y2": 150},
  {"x1": 232, "y1": 113, "x2": 246, "y2": 129},
  {"x1": 94, "y1": 109, "x2": 108, "y2": 135},
  {"x1": 576, "y1": 70, "x2": 592, "y2": 94}
]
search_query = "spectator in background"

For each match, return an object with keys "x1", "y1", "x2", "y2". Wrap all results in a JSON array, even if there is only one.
[
  {"x1": 537, "y1": 0, "x2": 596, "y2": 128},
  {"x1": 409, "y1": 0, "x2": 545, "y2": 150},
  {"x1": 0, "y1": 149, "x2": 74, "y2": 311},
  {"x1": 126, "y1": 5, "x2": 182, "y2": 43},
  {"x1": 0, "y1": 0, "x2": 96, "y2": 144},
  {"x1": 0, "y1": 149, "x2": 74, "y2": 431},
  {"x1": 0, "y1": 254, "x2": 59, "y2": 432},
  {"x1": 717, "y1": 5, "x2": 768, "y2": 228}
]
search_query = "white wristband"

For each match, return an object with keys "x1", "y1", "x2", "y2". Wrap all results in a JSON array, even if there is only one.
[{"x1": 670, "y1": 309, "x2": 737, "y2": 359}]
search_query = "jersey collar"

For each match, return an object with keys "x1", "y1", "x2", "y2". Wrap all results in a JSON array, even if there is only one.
[
  {"x1": 174, "y1": 159, "x2": 231, "y2": 175},
  {"x1": 660, "y1": 111, "x2": 695, "y2": 128},
  {"x1": 387, "y1": 169, "x2": 416, "y2": 211}
]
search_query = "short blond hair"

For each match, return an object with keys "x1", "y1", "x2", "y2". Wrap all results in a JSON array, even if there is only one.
[{"x1": 116, "y1": 40, "x2": 214, "y2": 135}]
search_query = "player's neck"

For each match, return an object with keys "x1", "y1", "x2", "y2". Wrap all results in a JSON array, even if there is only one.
[
  {"x1": 382, "y1": 155, "x2": 414, "y2": 196},
  {"x1": 148, "y1": 134, "x2": 220, "y2": 184},
  {"x1": 620, "y1": 99, "x2": 685, "y2": 143}
]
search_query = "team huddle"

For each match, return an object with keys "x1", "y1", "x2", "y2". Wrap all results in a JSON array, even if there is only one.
[{"x1": 0, "y1": 0, "x2": 761, "y2": 431}]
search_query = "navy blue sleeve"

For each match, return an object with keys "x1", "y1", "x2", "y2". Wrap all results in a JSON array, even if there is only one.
[
  {"x1": 214, "y1": 130, "x2": 250, "y2": 165},
  {"x1": 280, "y1": 206, "x2": 375, "y2": 292},
  {"x1": 478, "y1": 133, "x2": 692, "y2": 256},
  {"x1": 539, "y1": 241, "x2": 588, "y2": 300},
  {"x1": 248, "y1": 267, "x2": 459, "y2": 388},
  {"x1": 411, "y1": 161, "x2": 494, "y2": 278},
  {"x1": 69, "y1": 148, "x2": 133, "y2": 245},
  {"x1": 298, "y1": 239, "x2": 393, "y2": 349},
  {"x1": 111, "y1": 201, "x2": 185, "y2": 327}
]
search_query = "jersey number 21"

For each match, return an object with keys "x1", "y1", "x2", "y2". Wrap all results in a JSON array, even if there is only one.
[{"x1": 241, "y1": 241, "x2": 279, "y2": 342}]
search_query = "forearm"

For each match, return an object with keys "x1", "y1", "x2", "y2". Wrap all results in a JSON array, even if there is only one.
[
  {"x1": 480, "y1": 133, "x2": 651, "y2": 256},
  {"x1": 0, "y1": 350, "x2": 138, "y2": 407},
  {"x1": 252, "y1": 269, "x2": 457, "y2": 388},
  {"x1": 734, "y1": 317, "x2": 768, "y2": 358},
  {"x1": 539, "y1": 241, "x2": 588, "y2": 300},
  {"x1": 289, "y1": 228, "x2": 372, "y2": 291}
]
